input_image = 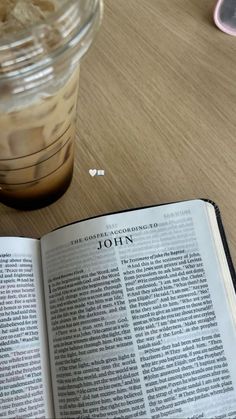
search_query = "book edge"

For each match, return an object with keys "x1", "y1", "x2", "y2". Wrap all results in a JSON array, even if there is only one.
[{"x1": 202, "y1": 198, "x2": 236, "y2": 292}]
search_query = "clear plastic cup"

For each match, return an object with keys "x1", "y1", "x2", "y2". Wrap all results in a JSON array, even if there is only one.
[{"x1": 0, "y1": 0, "x2": 103, "y2": 209}]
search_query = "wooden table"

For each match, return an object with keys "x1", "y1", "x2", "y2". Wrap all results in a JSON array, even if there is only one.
[{"x1": 1, "y1": 0, "x2": 236, "y2": 262}]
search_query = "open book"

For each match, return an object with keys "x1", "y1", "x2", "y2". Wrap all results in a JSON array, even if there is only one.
[{"x1": 1, "y1": 199, "x2": 236, "y2": 419}]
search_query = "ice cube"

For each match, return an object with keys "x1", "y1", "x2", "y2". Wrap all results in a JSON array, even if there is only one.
[{"x1": 9, "y1": 127, "x2": 45, "y2": 156}]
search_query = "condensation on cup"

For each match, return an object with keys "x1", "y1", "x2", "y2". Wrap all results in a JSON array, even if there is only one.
[{"x1": 0, "y1": 0, "x2": 103, "y2": 209}]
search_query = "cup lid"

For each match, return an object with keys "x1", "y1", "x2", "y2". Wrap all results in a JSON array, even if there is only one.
[{"x1": 0, "y1": 0, "x2": 103, "y2": 79}]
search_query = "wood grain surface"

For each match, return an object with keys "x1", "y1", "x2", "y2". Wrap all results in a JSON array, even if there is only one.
[{"x1": 1, "y1": 0, "x2": 236, "y2": 262}]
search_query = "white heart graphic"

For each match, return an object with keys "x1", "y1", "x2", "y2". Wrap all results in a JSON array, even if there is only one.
[{"x1": 89, "y1": 169, "x2": 97, "y2": 177}]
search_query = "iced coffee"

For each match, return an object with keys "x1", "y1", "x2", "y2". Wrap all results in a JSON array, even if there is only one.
[
  {"x1": 0, "y1": 67, "x2": 80, "y2": 209},
  {"x1": 0, "y1": 0, "x2": 103, "y2": 209}
]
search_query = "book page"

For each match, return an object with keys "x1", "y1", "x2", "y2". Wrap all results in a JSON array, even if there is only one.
[
  {"x1": 0, "y1": 238, "x2": 53, "y2": 418},
  {"x1": 41, "y1": 199, "x2": 236, "y2": 418}
]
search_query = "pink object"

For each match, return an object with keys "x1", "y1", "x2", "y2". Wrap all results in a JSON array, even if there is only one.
[{"x1": 214, "y1": 0, "x2": 236, "y2": 36}]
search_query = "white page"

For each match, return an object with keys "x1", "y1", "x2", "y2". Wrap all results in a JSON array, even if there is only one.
[
  {"x1": 0, "y1": 238, "x2": 53, "y2": 418},
  {"x1": 41, "y1": 199, "x2": 236, "y2": 418}
]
